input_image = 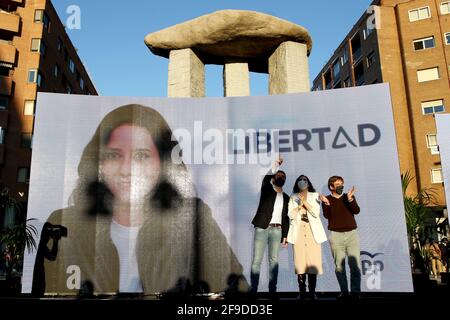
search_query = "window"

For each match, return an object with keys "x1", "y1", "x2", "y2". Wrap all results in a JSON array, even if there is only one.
[
  {"x1": 367, "y1": 51, "x2": 376, "y2": 68},
  {"x1": 409, "y1": 7, "x2": 431, "y2": 21},
  {"x1": 341, "y1": 48, "x2": 348, "y2": 66},
  {"x1": 28, "y1": 69, "x2": 36, "y2": 83},
  {"x1": 34, "y1": 10, "x2": 50, "y2": 31},
  {"x1": 332, "y1": 60, "x2": 340, "y2": 80},
  {"x1": 363, "y1": 23, "x2": 374, "y2": 40},
  {"x1": 79, "y1": 78, "x2": 84, "y2": 90},
  {"x1": 354, "y1": 61, "x2": 365, "y2": 86},
  {"x1": 30, "y1": 39, "x2": 46, "y2": 55},
  {"x1": 57, "y1": 37, "x2": 63, "y2": 52},
  {"x1": 40, "y1": 41, "x2": 46, "y2": 56},
  {"x1": 0, "y1": 127, "x2": 5, "y2": 144},
  {"x1": 351, "y1": 34, "x2": 362, "y2": 63},
  {"x1": 413, "y1": 36, "x2": 435, "y2": 50},
  {"x1": 421, "y1": 99, "x2": 445, "y2": 114},
  {"x1": 426, "y1": 134, "x2": 440, "y2": 154},
  {"x1": 63, "y1": 49, "x2": 69, "y2": 62},
  {"x1": 324, "y1": 70, "x2": 332, "y2": 89},
  {"x1": 17, "y1": 167, "x2": 30, "y2": 183},
  {"x1": 24, "y1": 100, "x2": 35, "y2": 116},
  {"x1": 62, "y1": 74, "x2": 68, "y2": 91},
  {"x1": 417, "y1": 67, "x2": 439, "y2": 82},
  {"x1": 21, "y1": 133, "x2": 33, "y2": 149},
  {"x1": 441, "y1": 2, "x2": 450, "y2": 14},
  {"x1": 344, "y1": 77, "x2": 352, "y2": 88},
  {"x1": 0, "y1": 97, "x2": 8, "y2": 110},
  {"x1": 54, "y1": 64, "x2": 59, "y2": 78},
  {"x1": 34, "y1": 10, "x2": 43, "y2": 22},
  {"x1": 445, "y1": 32, "x2": 450, "y2": 45},
  {"x1": 431, "y1": 168, "x2": 443, "y2": 183},
  {"x1": 28, "y1": 69, "x2": 43, "y2": 86},
  {"x1": 69, "y1": 59, "x2": 75, "y2": 74},
  {"x1": 30, "y1": 39, "x2": 40, "y2": 52}
]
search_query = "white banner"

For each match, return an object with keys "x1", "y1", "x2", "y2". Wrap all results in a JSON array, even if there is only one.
[
  {"x1": 436, "y1": 114, "x2": 450, "y2": 227},
  {"x1": 23, "y1": 83, "x2": 413, "y2": 293}
]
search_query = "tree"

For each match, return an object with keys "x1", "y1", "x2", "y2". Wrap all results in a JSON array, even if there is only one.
[
  {"x1": 401, "y1": 171, "x2": 436, "y2": 273},
  {"x1": 1, "y1": 218, "x2": 37, "y2": 277},
  {"x1": 0, "y1": 186, "x2": 37, "y2": 293}
]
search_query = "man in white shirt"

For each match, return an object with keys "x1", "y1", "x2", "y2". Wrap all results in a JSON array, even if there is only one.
[{"x1": 250, "y1": 158, "x2": 290, "y2": 296}]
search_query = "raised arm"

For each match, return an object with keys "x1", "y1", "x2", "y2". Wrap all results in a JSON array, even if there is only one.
[
  {"x1": 345, "y1": 196, "x2": 360, "y2": 215},
  {"x1": 260, "y1": 160, "x2": 282, "y2": 191}
]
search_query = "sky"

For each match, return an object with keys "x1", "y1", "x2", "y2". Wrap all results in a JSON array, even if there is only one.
[{"x1": 53, "y1": 0, "x2": 374, "y2": 97}]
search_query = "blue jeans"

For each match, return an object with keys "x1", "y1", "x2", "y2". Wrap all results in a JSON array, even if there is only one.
[
  {"x1": 250, "y1": 226, "x2": 282, "y2": 293},
  {"x1": 329, "y1": 230, "x2": 362, "y2": 293}
]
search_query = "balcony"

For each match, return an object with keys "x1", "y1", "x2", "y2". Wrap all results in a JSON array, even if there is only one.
[
  {"x1": 352, "y1": 48, "x2": 362, "y2": 64},
  {"x1": 0, "y1": 76, "x2": 13, "y2": 96},
  {"x1": 355, "y1": 77, "x2": 365, "y2": 86},
  {"x1": 0, "y1": 10, "x2": 20, "y2": 34},
  {"x1": 2, "y1": 0, "x2": 23, "y2": 4},
  {"x1": 351, "y1": 34, "x2": 362, "y2": 64},
  {"x1": 0, "y1": 42, "x2": 16, "y2": 65}
]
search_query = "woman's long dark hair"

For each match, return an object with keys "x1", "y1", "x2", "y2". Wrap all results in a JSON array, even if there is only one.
[
  {"x1": 292, "y1": 174, "x2": 316, "y2": 193},
  {"x1": 72, "y1": 104, "x2": 191, "y2": 214}
]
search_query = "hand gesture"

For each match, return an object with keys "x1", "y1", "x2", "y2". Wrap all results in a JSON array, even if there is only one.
[
  {"x1": 276, "y1": 156, "x2": 283, "y2": 167},
  {"x1": 347, "y1": 186, "x2": 356, "y2": 201},
  {"x1": 319, "y1": 193, "x2": 330, "y2": 206}
]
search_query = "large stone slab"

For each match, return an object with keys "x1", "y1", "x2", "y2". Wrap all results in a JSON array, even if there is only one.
[{"x1": 145, "y1": 10, "x2": 312, "y2": 72}]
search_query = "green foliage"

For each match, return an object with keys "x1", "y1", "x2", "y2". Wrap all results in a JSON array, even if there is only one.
[
  {"x1": 1, "y1": 219, "x2": 38, "y2": 276},
  {"x1": 0, "y1": 187, "x2": 37, "y2": 277},
  {"x1": 402, "y1": 171, "x2": 436, "y2": 273}
]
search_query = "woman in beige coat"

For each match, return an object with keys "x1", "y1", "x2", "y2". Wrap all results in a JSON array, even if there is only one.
[{"x1": 287, "y1": 175, "x2": 328, "y2": 299}]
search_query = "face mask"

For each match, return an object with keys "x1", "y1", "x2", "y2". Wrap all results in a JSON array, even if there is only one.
[
  {"x1": 297, "y1": 180, "x2": 308, "y2": 190},
  {"x1": 273, "y1": 177, "x2": 285, "y2": 187},
  {"x1": 335, "y1": 186, "x2": 344, "y2": 195}
]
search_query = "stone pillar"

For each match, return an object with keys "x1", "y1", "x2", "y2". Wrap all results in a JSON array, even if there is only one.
[
  {"x1": 223, "y1": 62, "x2": 250, "y2": 97},
  {"x1": 268, "y1": 41, "x2": 310, "y2": 94},
  {"x1": 168, "y1": 48, "x2": 205, "y2": 97}
]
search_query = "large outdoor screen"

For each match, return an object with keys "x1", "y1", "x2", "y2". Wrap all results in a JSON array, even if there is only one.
[{"x1": 22, "y1": 84, "x2": 413, "y2": 294}]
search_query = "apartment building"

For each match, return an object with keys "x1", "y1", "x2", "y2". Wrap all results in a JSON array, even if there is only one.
[
  {"x1": 0, "y1": 0, "x2": 97, "y2": 224},
  {"x1": 312, "y1": 0, "x2": 450, "y2": 217}
]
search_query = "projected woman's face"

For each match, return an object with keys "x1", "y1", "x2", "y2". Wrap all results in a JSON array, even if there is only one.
[{"x1": 101, "y1": 124, "x2": 161, "y2": 204}]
